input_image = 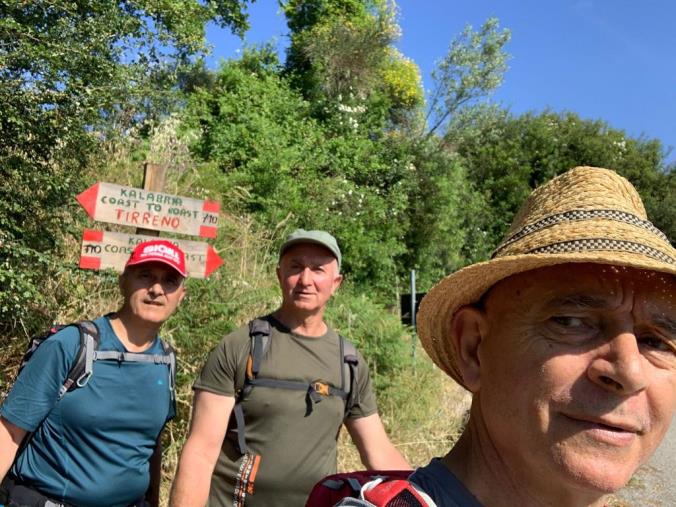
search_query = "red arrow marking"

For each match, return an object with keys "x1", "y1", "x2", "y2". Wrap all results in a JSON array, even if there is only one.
[
  {"x1": 76, "y1": 183, "x2": 100, "y2": 219},
  {"x1": 199, "y1": 225, "x2": 218, "y2": 238},
  {"x1": 205, "y1": 245, "x2": 224, "y2": 277},
  {"x1": 83, "y1": 229, "x2": 104, "y2": 242},
  {"x1": 79, "y1": 256, "x2": 101, "y2": 270},
  {"x1": 203, "y1": 200, "x2": 220, "y2": 213}
]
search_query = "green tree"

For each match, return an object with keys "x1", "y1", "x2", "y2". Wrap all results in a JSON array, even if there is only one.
[
  {"x1": 0, "y1": 0, "x2": 253, "y2": 333},
  {"x1": 450, "y1": 110, "x2": 675, "y2": 245},
  {"x1": 182, "y1": 50, "x2": 412, "y2": 291},
  {"x1": 282, "y1": 0, "x2": 423, "y2": 127},
  {"x1": 377, "y1": 16, "x2": 512, "y2": 284},
  {"x1": 426, "y1": 17, "x2": 510, "y2": 137},
  {"x1": 395, "y1": 135, "x2": 492, "y2": 289},
  {"x1": 277, "y1": 2, "x2": 503, "y2": 288}
]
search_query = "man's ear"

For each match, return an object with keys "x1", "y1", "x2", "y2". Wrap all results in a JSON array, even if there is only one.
[
  {"x1": 451, "y1": 305, "x2": 489, "y2": 393},
  {"x1": 332, "y1": 272, "x2": 343, "y2": 293}
]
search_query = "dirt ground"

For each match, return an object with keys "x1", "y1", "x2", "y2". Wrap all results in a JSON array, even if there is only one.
[{"x1": 611, "y1": 419, "x2": 676, "y2": 506}]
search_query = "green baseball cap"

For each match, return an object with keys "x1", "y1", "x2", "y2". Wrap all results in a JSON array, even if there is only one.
[{"x1": 279, "y1": 229, "x2": 342, "y2": 269}]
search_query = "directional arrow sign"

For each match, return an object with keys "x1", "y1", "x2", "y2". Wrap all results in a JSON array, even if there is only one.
[
  {"x1": 76, "y1": 182, "x2": 220, "y2": 238},
  {"x1": 79, "y1": 229, "x2": 224, "y2": 279}
]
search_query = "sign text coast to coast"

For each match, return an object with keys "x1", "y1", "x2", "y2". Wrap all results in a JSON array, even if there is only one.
[
  {"x1": 80, "y1": 229, "x2": 224, "y2": 279},
  {"x1": 76, "y1": 182, "x2": 220, "y2": 238}
]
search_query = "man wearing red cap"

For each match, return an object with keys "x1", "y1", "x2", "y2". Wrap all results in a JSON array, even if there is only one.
[{"x1": 0, "y1": 239, "x2": 187, "y2": 507}]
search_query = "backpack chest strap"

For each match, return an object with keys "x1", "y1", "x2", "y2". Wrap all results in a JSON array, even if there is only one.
[
  {"x1": 247, "y1": 377, "x2": 348, "y2": 401},
  {"x1": 93, "y1": 350, "x2": 173, "y2": 364}
]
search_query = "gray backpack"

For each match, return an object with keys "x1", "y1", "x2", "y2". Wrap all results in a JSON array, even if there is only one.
[{"x1": 230, "y1": 318, "x2": 359, "y2": 455}]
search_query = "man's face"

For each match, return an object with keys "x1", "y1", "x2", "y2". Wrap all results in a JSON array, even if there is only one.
[
  {"x1": 474, "y1": 264, "x2": 675, "y2": 496},
  {"x1": 276, "y1": 243, "x2": 342, "y2": 316},
  {"x1": 119, "y1": 262, "x2": 186, "y2": 325}
]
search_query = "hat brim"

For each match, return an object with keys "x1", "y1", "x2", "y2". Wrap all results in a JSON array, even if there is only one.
[
  {"x1": 124, "y1": 258, "x2": 187, "y2": 278},
  {"x1": 417, "y1": 250, "x2": 676, "y2": 389}
]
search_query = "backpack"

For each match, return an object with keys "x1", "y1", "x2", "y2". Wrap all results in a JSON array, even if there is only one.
[
  {"x1": 229, "y1": 318, "x2": 360, "y2": 456},
  {"x1": 19, "y1": 320, "x2": 102, "y2": 400},
  {"x1": 226, "y1": 318, "x2": 360, "y2": 507},
  {"x1": 305, "y1": 471, "x2": 433, "y2": 507},
  {"x1": 18, "y1": 318, "x2": 176, "y2": 401},
  {"x1": 6, "y1": 319, "x2": 177, "y2": 501}
]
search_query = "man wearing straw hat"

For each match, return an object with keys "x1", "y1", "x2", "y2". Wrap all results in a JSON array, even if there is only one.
[{"x1": 409, "y1": 166, "x2": 676, "y2": 506}]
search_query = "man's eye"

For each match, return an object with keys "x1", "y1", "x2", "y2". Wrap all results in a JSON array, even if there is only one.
[
  {"x1": 638, "y1": 335, "x2": 676, "y2": 354},
  {"x1": 550, "y1": 316, "x2": 586, "y2": 328}
]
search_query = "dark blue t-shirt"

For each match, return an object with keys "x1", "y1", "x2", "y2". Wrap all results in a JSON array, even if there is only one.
[
  {"x1": 409, "y1": 458, "x2": 484, "y2": 507},
  {"x1": 1, "y1": 316, "x2": 175, "y2": 507}
]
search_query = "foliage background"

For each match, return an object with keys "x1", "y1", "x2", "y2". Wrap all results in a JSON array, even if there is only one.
[{"x1": 0, "y1": 1, "x2": 672, "y2": 505}]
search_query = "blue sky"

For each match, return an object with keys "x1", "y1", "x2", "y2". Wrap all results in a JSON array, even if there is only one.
[{"x1": 206, "y1": 1, "x2": 676, "y2": 164}]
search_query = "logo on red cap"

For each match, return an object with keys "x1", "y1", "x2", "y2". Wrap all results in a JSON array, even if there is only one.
[{"x1": 125, "y1": 239, "x2": 187, "y2": 277}]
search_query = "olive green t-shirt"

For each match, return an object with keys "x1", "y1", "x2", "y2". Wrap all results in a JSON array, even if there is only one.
[{"x1": 194, "y1": 315, "x2": 378, "y2": 507}]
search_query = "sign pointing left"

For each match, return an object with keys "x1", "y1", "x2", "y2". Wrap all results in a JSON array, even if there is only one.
[{"x1": 77, "y1": 182, "x2": 220, "y2": 238}]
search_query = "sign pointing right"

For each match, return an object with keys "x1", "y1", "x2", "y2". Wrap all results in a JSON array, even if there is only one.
[{"x1": 80, "y1": 229, "x2": 224, "y2": 278}]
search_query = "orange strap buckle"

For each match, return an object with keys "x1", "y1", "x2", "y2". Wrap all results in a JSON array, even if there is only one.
[{"x1": 312, "y1": 381, "x2": 330, "y2": 396}]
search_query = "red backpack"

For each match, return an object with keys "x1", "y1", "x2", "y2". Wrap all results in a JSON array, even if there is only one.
[{"x1": 305, "y1": 470, "x2": 432, "y2": 507}]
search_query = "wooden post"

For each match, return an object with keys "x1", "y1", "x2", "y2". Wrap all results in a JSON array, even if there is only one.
[{"x1": 136, "y1": 162, "x2": 167, "y2": 236}]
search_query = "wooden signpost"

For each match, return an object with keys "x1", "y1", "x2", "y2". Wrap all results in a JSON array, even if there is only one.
[
  {"x1": 76, "y1": 182, "x2": 220, "y2": 238},
  {"x1": 79, "y1": 229, "x2": 223, "y2": 279},
  {"x1": 76, "y1": 164, "x2": 223, "y2": 278}
]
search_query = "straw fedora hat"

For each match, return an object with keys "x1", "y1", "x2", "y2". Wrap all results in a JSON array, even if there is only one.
[{"x1": 417, "y1": 166, "x2": 675, "y2": 387}]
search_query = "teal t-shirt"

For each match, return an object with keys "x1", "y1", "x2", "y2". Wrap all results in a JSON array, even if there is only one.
[{"x1": 0, "y1": 316, "x2": 175, "y2": 507}]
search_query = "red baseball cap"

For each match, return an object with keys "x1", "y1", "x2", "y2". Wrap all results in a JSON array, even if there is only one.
[{"x1": 125, "y1": 239, "x2": 187, "y2": 277}]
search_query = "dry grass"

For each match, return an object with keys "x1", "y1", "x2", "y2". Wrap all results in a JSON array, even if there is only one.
[{"x1": 338, "y1": 359, "x2": 471, "y2": 471}]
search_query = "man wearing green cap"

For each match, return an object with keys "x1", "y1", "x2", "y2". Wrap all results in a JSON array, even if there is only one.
[{"x1": 170, "y1": 229, "x2": 409, "y2": 506}]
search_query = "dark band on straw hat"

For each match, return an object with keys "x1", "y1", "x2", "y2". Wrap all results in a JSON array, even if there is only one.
[
  {"x1": 493, "y1": 208, "x2": 670, "y2": 257},
  {"x1": 529, "y1": 238, "x2": 673, "y2": 264}
]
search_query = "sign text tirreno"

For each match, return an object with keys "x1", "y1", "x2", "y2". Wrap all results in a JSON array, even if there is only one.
[{"x1": 77, "y1": 182, "x2": 220, "y2": 238}]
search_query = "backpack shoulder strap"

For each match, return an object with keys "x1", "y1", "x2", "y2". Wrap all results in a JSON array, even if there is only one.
[
  {"x1": 247, "y1": 318, "x2": 271, "y2": 380},
  {"x1": 339, "y1": 335, "x2": 359, "y2": 414},
  {"x1": 58, "y1": 320, "x2": 100, "y2": 399},
  {"x1": 160, "y1": 339, "x2": 176, "y2": 401},
  {"x1": 12, "y1": 321, "x2": 99, "y2": 463},
  {"x1": 231, "y1": 318, "x2": 273, "y2": 455}
]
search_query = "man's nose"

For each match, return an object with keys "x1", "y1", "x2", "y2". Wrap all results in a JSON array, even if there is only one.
[
  {"x1": 148, "y1": 280, "x2": 165, "y2": 295},
  {"x1": 298, "y1": 267, "x2": 313, "y2": 285},
  {"x1": 587, "y1": 329, "x2": 647, "y2": 394}
]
